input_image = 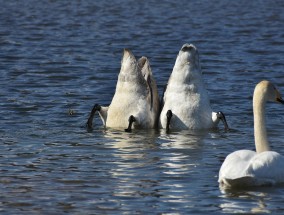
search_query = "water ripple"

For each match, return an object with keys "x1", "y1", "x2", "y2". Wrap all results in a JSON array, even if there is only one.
[{"x1": 1, "y1": 0, "x2": 284, "y2": 214}]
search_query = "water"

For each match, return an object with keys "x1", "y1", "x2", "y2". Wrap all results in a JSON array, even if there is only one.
[{"x1": 1, "y1": 0, "x2": 284, "y2": 214}]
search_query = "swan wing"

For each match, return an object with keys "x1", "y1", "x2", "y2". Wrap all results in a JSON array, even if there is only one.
[
  {"x1": 218, "y1": 150, "x2": 256, "y2": 187},
  {"x1": 219, "y1": 150, "x2": 284, "y2": 188},
  {"x1": 246, "y1": 151, "x2": 284, "y2": 185}
]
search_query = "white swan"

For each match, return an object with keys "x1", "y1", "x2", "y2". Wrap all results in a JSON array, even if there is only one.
[
  {"x1": 218, "y1": 80, "x2": 284, "y2": 188},
  {"x1": 159, "y1": 43, "x2": 228, "y2": 131},
  {"x1": 87, "y1": 49, "x2": 160, "y2": 132}
]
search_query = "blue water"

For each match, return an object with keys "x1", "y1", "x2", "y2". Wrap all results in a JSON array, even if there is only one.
[{"x1": 1, "y1": 0, "x2": 284, "y2": 214}]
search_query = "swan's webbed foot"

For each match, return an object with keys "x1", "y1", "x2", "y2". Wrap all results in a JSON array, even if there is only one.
[
  {"x1": 125, "y1": 115, "x2": 136, "y2": 132},
  {"x1": 166, "y1": 110, "x2": 172, "y2": 133},
  {"x1": 217, "y1": 111, "x2": 229, "y2": 131},
  {"x1": 86, "y1": 104, "x2": 101, "y2": 129}
]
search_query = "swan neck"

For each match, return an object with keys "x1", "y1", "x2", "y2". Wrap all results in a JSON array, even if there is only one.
[{"x1": 253, "y1": 93, "x2": 270, "y2": 153}]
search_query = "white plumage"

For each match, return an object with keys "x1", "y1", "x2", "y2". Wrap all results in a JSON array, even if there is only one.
[
  {"x1": 159, "y1": 43, "x2": 228, "y2": 130},
  {"x1": 87, "y1": 49, "x2": 160, "y2": 131},
  {"x1": 219, "y1": 80, "x2": 284, "y2": 188}
]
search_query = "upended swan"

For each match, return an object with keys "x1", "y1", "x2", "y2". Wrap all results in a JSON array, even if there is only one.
[
  {"x1": 159, "y1": 44, "x2": 229, "y2": 131},
  {"x1": 86, "y1": 49, "x2": 160, "y2": 132},
  {"x1": 218, "y1": 80, "x2": 284, "y2": 188}
]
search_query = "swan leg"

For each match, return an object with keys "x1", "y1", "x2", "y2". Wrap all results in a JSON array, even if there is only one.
[
  {"x1": 86, "y1": 104, "x2": 101, "y2": 129},
  {"x1": 125, "y1": 115, "x2": 136, "y2": 132},
  {"x1": 166, "y1": 110, "x2": 172, "y2": 132},
  {"x1": 217, "y1": 111, "x2": 229, "y2": 131}
]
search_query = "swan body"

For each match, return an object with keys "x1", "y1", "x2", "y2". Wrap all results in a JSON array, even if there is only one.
[
  {"x1": 159, "y1": 44, "x2": 228, "y2": 130},
  {"x1": 87, "y1": 49, "x2": 160, "y2": 131},
  {"x1": 218, "y1": 80, "x2": 284, "y2": 188}
]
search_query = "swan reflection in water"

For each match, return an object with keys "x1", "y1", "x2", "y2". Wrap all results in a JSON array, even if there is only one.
[
  {"x1": 101, "y1": 129, "x2": 208, "y2": 203},
  {"x1": 219, "y1": 187, "x2": 278, "y2": 214}
]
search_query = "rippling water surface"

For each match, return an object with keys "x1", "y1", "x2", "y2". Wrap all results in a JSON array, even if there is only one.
[{"x1": 1, "y1": 0, "x2": 284, "y2": 214}]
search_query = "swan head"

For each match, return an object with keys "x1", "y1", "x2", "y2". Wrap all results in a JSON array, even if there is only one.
[
  {"x1": 212, "y1": 111, "x2": 229, "y2": 130},
  {"x1": 254, "y1": 80, "x2": 284, "y2": 104}
]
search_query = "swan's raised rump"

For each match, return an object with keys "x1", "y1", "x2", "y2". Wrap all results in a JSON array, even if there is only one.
[
  {"x1": 106, "y1": 49, "x2": 159, "y2": 129},
  {"x1": 159, "y1": 43, "x2": 213, "y2": 130}
]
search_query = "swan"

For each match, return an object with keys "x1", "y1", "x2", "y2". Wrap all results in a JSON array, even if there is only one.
[
  {"x1": 218, "y1": 80, "x2": 284, "y2": 188},
  {"x1": 87, "y1": 49, "x2": 160, "y2": 132},
  {"x1": 159, "y1": 43, "x2": 228, "y2": 131}
]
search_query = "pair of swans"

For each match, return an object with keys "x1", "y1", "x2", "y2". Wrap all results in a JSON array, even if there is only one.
[{"x1": 87, "y1": 44, "x2": 228, "y2": 132}]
